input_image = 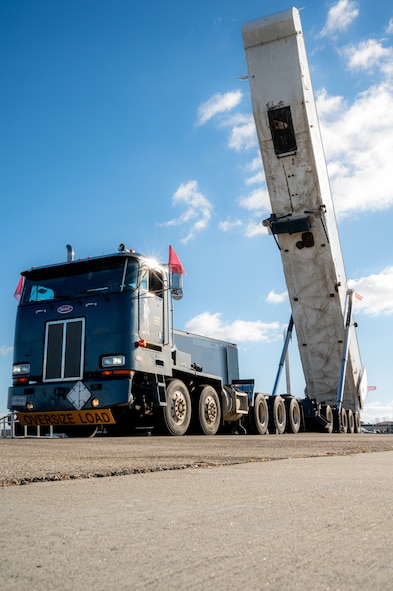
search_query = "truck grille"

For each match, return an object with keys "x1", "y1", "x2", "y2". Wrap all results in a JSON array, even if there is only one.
[{"x1": 43, "y1": 318, "x2": 85, "y2": 382}]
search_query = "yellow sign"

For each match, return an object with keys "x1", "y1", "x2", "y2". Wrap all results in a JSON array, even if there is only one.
[{"x1": 17, "y1": 409, "x2": 116, "y2": 427}]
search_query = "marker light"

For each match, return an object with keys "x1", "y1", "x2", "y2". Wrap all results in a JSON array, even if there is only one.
[
  {"x1": 26, "y1": 402, "x2": 34, "y2": 410},
  {"x1": 91, "y1": 398, "x2": 100, "y2": 408}
]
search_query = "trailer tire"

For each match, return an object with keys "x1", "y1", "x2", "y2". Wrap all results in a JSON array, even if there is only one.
[
  {"x1": 248, "y1": 393, "x2": 269, "y2": 435},
  {"x1": 268, "y1": 396, "x2": 286, "y2": 434},
  {"x1": 285, "y1": 397, "x2": 301, "y2": 434},
  {"x1": 340, "y1": 407, "x2": 348, "y2": 433},
  {"x1": 159, "y1": 379, "x2": 191, "y2": 436},
  {"x1": 354, "y1": 411, "x2": 361, "y2": 433},
  {"x1": 197, "y1": 385, "x2": 221, "y2": 436},
  {"x1": 347, "y1": 409, "x2": 355, "y2": 434},
  {"x1": 323, "y1": 404, "x2": 334, "y2": 434}
]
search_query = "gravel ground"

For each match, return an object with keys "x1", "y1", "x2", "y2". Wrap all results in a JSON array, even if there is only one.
[{"x1": 1, "y1": 433, "x2": 393, "y2": 486}]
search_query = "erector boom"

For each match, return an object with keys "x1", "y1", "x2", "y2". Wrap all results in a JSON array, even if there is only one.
[{"x1": 242, "y1": 8, "x2": 366, "y2": 411}]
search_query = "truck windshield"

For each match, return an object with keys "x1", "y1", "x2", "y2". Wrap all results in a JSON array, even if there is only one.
[{"x1": 21, "y1": 258, "x2": 139, "y2": 303}]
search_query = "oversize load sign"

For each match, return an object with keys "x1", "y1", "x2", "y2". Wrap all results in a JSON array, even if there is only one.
[{"x1": 17, "y1": 409, "x2": 115, "y2": 427}]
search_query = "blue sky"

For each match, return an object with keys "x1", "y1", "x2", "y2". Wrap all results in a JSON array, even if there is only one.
[{"x1": 1, "y1": 0, "x2": 393, "y2": 422}]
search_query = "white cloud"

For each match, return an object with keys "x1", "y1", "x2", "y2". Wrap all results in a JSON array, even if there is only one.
[
  {"x1": 238, "y1": 187, "x2": 271, "y2": 214},
  {"x1": 244, "y1": 220, "x2": 268, "y2": 238},
  {"x1": 0, "y1": 346, "x2": 12, "y2": 356},
  {"x1": 226, "y1": 114, "x2": 257, "y2": 151},
  {"x1": 319, "y1": 0, "x2": 359, "y2": 38},
  {"x1": 317, "y1": 83, "x2": 393, "y2": 216},
  {"x1": 160, "y1": 180, "x2": 212, "y2": 244},
  {"x1": 185, "y1": 311, "x2": 281, "y2": 343},
  {"x1": 342, "y1": 39, "x2": 392, "y2": 72},
  {"x1": 266, "y1": 290, "x2": 288, "y2": 304},
  {"x1": 361, "y1": 400, "x2": 393, "y2": 423},
  {"x1": 349, "y1": 266, "x2": 393, "y2": 316},
  {"x1": 218, "y1": 218, "x2": 243, "y2": 232},
  {"x1": 196, "y1": 91, "x2": 243, "y2": 126},
  {"x1": 387, "y1": 19, "x2": 393, "y2": 35}
]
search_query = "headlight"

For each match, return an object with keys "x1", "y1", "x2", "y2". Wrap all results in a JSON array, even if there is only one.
[
  {"x1": 102, "y1": 355, "x2": 125, "y2": 368},
  {"x1": 12, "y1": 363, "x2": 31, "y2": 376}
]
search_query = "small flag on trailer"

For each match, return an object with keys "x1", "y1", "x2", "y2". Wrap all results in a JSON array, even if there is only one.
[
  {"x1": 367, "y1": 386, "x2": 377, "y2": 391},
  {"x1": 14, "y1": 276, "x2": 24, "y2": 301},
  {"x1": 355, "y1": 293, "x2": 363, "y2": 301},
  {"x1": 168, "y1": 246, "x2": 186, "y2": 275}
]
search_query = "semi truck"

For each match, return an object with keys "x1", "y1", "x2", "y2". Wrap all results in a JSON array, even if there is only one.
[{"x1": 8, "y1": 8, "x2": 366, "y2": 436}]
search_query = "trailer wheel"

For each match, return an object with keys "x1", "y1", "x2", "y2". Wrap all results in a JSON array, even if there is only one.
[
  {"x1": 268, "y1": 396, "x2": 286, "y2": 434},
  {"x1": 285, "y1": 397, "x2": 301, "y2": 434},
  {"x1": 248, "y1": 393, "x2": 269, "y2": 435},
  {"x1": 160, "y1": 379, "x2": 191, "y2": 436},
  {"x1": 323, "y1": 404, "x2": 334, "y2": 434},
  {"x1": 340, "y1": 407, "x2": 348, "y2": 433},
  {"x1": 354, "y1": 411, "x2": 361, "y2": 433},
  {"x1": 347, "y1": 409, "x2": 355, "y2": 434},
  {"x1": 197, "y1": 385, "x2": 221, "y2": 436}
]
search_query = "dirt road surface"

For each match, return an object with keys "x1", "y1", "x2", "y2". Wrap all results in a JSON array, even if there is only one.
[{"x1": 1, "y1": 435, "x2": 393, "y2": 591}]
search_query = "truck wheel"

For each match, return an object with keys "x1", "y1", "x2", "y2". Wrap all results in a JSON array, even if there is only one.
[
  {"x1": 160, "y1": 379, "x2": 191, "y2": 436},
  {"x1": 268, "y1": 396, "x2": 286, "y2": 434},
  {"x1": 248, "y1": 393, "x2": 269, "y2": 435},
  {"x1": 198, "y1": 385, "x2": 221, "y2": 436},
  {"x1": 323, "y1": 404, "x2": 334, "y2": 434},
  {"x1": 347, "y1": 409, "x2": 355, "y2": 434},
  {"x1": 285, "y1": 397, "x2": 301, "y2": 434},
  {"x1": 354, "y1": 411, "x2": 361, "y2": 433},
  {"x1": 340, "y1": 407, "x2": 348, "y2": 433}
]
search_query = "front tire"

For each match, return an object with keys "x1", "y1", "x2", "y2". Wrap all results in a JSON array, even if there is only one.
[{"x1": 160, "y1": 379, "x2": 191, "y2": 436}]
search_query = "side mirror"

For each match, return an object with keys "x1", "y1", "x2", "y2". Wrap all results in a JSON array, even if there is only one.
[{"x1": 171, "y1": 273, "x2": 183, "y2": 300}]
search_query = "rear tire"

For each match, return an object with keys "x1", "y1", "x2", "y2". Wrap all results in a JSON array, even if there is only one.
[
  {"x1": 340, "y1": 407, "x2": 348, "y2": 433},
  {"x1": 197, "y1": 385, "x2": 221, "y2": 436},
  {"x1": 354, "y1": 411, "x2": 361, "y2": 433},
  {"x1": 285, "y1": 397, "x2": 301, "y2": 434},
  {"x1": 347, "y1": 409, "x2": 355, "y2": 434},
  {"x1": 248, "y1": 393, "x2": 269, "y2": 435},
  {"x1": 268, "y1": 396, "x2": 286, "y2": 434},
  {"x1": 323, "y1": 404, "x2": 334, "y2": 434}
]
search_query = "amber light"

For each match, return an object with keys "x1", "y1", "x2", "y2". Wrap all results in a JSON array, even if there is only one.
[
  {"x1": 137, "y1": 340, "x2": 146, "y2": 347},
  {"x1": 101, "y1": 369, "x2": 134, "y2": 377},
  {"x1": 13, "y1": 377, "x2": 29, "y2": 385}
]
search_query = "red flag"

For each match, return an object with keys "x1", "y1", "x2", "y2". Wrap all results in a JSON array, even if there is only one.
[
  {"x1": 14, "y1": 276, "x2": 25, "y2": 301},
  {"x1": 367, "y1": 386, "x2": 377, "y2": 391},
  {"x1": 168, "y1": 246, "x2": 186, "y2": 275},
  {"x1": 355, "y1": 293, "x2": 363, "y2": 301}
]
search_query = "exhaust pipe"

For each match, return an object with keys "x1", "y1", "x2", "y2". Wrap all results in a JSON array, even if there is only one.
[{"x1": 66, "y1": 244, "x2": 74, "y2": 262}]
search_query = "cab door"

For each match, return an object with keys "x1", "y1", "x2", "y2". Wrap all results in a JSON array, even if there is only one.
[{"x1": 138, "y1": 268, "x2": 165, "y2": 346}]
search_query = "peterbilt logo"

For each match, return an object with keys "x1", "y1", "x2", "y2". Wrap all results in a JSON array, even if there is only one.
[{"x1": 57, "y1": 305, "x2": 73, "y2": 314}]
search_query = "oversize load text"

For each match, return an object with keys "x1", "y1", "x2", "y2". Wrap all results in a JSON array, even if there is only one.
[{"x1": 17, "y1": 409, "x2": 115, "y2": 427}]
